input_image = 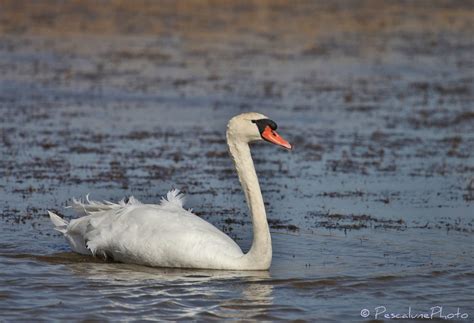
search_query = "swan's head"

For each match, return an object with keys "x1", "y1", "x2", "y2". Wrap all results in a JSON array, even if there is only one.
[{"x1": 227, "y1": 112, "x2": 292, "y2": 149}]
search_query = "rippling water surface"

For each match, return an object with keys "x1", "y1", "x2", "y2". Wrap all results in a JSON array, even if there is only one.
[{"x1": 0, "y1": 1, "x2": 473, "y2": 321}]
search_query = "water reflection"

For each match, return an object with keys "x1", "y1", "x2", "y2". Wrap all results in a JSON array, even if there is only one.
[
  {"x1": 39, "y1": 252, "x2": 275, "y2": 319},
  {"x1": 217, "y1": 281, "x2": 274, "y2": 319}
]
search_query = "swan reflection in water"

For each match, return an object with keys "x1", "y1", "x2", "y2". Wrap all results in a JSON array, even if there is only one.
[{"x1": 46, "y1": 252, "x2": 274, "y2": 319}]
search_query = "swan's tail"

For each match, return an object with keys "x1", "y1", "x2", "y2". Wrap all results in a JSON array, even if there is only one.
[{"x1": 48, "y1": 211, "x2": 68, "y2": 234}]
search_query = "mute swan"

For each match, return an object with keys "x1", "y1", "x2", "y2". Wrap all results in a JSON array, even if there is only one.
[{"x1": 48, "y1": 112, "x2": 291, "y2": 270}]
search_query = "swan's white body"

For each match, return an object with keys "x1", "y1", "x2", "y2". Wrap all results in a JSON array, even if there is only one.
[
  {"x1": 49, "y1": 112, "x2": 290, "y2": 270},
  {"x1": 49, "y1": 191, "x2": 248, "y2": 269}
]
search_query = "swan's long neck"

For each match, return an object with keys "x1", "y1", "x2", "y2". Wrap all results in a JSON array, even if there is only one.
[{"x1": 227, "y1": 135, "x2": 272, "y2": 269}]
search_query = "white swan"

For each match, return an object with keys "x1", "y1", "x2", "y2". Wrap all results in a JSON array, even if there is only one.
[{"x1": 48, "y1": 112, "x2": 291, "y2": 270}]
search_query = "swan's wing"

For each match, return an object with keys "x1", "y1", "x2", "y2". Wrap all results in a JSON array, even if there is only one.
[
  {"x1": 56, "y1": 189, "x2": 244, "y2": 268},
  {"x1": 51, "y1": 190, "x2": 181, "y2": 255},
  {"x1": 85, "y1": 206, "x2": 244, "y2": 268}
]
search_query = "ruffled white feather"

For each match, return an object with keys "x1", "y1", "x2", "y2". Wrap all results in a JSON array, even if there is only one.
[
  {"x1": 160, "y1": 188, "x2": 185, "y2": 209},
  {"x1": 47, "y1": 188, "x2": 245, "y2": 268},
  {"x1": 68, "y1": 189, "x2": 184, "y2": 216}
]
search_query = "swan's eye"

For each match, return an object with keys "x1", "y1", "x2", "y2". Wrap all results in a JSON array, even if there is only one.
[{"x1": 252, "y1": 118, "x2": 278, "y2": 134}]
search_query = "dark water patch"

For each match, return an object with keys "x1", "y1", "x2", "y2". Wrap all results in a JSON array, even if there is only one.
[
  {"x1": 408, "y1": 110, "x2": 474, "y2": 129},
  {"x1": 307, "y1": 212, "x2": 407, "y2": 231},
  {"x1": 318, "y1": 190, "x2": 368, "y2": 198},
  {"x1": 205, "y1": 150, "x2": 228, "y2": 159},
  {"x1": 346, "y1": 105, "x2": 378, "y2": 113},
  {"x1": 106, "y1": 50, "x2": 171, "y2": 63},
  {"x1": 463, "y1": 180, "x2": 474, "y2": 202},
  {"x1": 68, "y1": 145, "x2": 104, "y2": 154},
  {"x1": 267, "y1": 218, "x2": 299, "y2": 232}
]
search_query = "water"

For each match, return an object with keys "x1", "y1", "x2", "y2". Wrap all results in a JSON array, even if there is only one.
[{"x1": 0, "y1": 1, "x2": 473, "y2": 321}]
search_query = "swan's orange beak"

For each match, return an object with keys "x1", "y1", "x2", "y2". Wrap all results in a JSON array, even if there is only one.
[{"x1": 262, "y1": 126, "x2": 292, "y2": 150}]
